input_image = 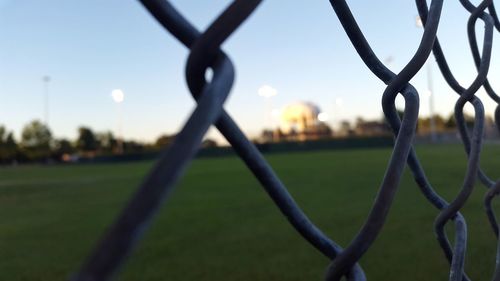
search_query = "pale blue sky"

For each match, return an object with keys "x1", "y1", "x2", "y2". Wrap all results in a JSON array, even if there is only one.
[{"x1": 1, "y1": 0, "x2": 499, "y2": 143}]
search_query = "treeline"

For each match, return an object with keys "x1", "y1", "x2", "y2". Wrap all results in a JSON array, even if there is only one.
[
  {"x1": 0, "y1": 120, "x2": 217, "y2": 164},
  {"x1": 351, "y1": 111, "x2": 497, "y2": 136}
]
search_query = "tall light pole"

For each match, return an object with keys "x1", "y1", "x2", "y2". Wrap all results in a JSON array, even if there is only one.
[
  {"x1": 332, "y1": 97, "x2": 343, "y2": 134},
  {"x1": 258, "y1": 85, "x2": 278, "y2": 129},
  {"x1": 426, "y1": 60, "x2": 437, "y2": 142},
  {"x1": 42, "y1": 75, "x2": 51, "y2": 127},
  {"x1": 416, "y1": 16, "x2": 437, "y2": 142},
  {"x1": 111, "y1": 89, "x2": 125, "y2": 154}
]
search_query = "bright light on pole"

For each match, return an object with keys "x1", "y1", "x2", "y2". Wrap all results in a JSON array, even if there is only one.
[
  {"x1": 111, "y1": 89, "x2": 125, "y2": 154},
  {"x1": 335, "y1": 98, "x2": 343, "y2": 108},
  {"x1": 415, "y1": 15, "x2": 423, "y2": 28},
  {"x1": 111, "y1": 89, "x2": 124, "y2": 103},
  {"x1": 416, "y1": 16, "x2": 437, "y2": 142},
  {"x1": 318, "y1": 112, "x2": 328, "y2": 122}
]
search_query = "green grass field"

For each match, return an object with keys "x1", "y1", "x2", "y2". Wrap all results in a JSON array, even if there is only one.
[{"x1": 1, "y1": 144, "x2": 500, "y2": 280}]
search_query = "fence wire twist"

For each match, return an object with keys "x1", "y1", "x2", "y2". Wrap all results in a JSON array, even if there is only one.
[{"x1": 63, "y1": 1, "x2": 500, "y2": 280}]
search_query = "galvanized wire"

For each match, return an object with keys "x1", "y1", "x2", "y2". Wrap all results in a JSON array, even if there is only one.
[
  {"x1": 419, "y1": 1, "x2": 500, "y2": 280},
  {"x1": 72, "y1": 1, "x2": 366, "y2": 280},
  {"x1": 326, "y1": 0, "x2": 443, "y2": 279},
  {"x1": 64, "y1": 0, "x2": 500, "y2": 280}
]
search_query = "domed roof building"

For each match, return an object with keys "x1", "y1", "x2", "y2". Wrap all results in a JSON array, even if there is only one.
[
  {"x1": 280, "y1": 102, "x2": 321, "y2": 134},
  {"x1": 275, "y1": 101, "x2": 332, "y2": 141}
]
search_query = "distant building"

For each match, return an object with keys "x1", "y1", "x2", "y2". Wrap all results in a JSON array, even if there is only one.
[
  {"x1": 354, "y1": 119, "x2": 391, "y2": 136},
  {"x1": 274, "y1": 101, "x2": 332, "y2": 142},
  {"x1": 337, "y1": 120, "x2": 355, "y2": 137}
]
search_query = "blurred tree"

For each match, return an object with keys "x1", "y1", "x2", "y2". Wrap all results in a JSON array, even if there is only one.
[
  {"x1": 445, "y1": 113, "x2": 475, "y2": 130},
  {"x1": 52, "y1": 139, "x2": 75, "y2": 160},
  {"x1": 340, "y1": 121, "x2": 351, "y2": 131},
  {"x1": 338, "y1": 120, "x2": 353, "y2": 137},
  {"x1": 445, "y1": 114, "x2": 456, "y2": 129},
  {"x1": 260, "y1": 129, "x2": 274, "y2": 143},
  {"x1": 123, "y1": 140, "x2": 145, "y2": 153},
  {"x1": 0, "y1": 125, "x2": 18, "y2": 163},
  {"x1": 380, "y1": 110, "x2": 404, "y2": 123},
  {"x1": 417, "y1": 114, "x2": 446, "y2": 134},
  {"x1": 96, "y1": 131, "x2": 117, "y2": 153},
  {"x1": 155, "y1": 134, "x2": 176, "y2": 148},
  {"x1": 356, "y1": 117, "x2": 365, "y2": 126},
  {"x1": 434, "y1": 115, "x2": 446, "y2": 130},
  {"x1": 20, "y1": 120, "x2": 52, "y2": 161},
  {"x1": 486, "y1": 115, "x2": 495, "y2": 125},
  {"x1": 77, "y1": 127, "x2": 98, "y2": 153},
  {"x1": 201, "y1": 138, "x2": 218, "y2": 148}
]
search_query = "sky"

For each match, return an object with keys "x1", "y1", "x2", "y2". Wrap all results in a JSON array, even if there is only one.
[{"x1": 1, "y1": 0, "x2": 499, "y2": 144}]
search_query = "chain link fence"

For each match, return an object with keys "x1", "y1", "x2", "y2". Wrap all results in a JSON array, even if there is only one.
[{"x1": 66, "y1": 0, "x2": 500, "y2": 280}]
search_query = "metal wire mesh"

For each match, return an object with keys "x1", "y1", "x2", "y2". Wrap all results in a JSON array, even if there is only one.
[{"x1": 66, "y1": 0, "x2": 500, "y2": 280}]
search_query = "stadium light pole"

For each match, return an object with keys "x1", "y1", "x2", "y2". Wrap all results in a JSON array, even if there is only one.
[
  {"x1": 111, "y1": 89, "x2": 125, "y2": 154},
  {"x1": 416, "y1": 16, "x2": 438, "y2": 142},
  {"x1": 333, "y1": 97, "x2": 343, "y2": 133},
  {"x1": 42, "y1": 75, "x2": 51, "y2": 127},
  {"x1": 258, "y1": 85, "x2": 278, "y2": 130}
]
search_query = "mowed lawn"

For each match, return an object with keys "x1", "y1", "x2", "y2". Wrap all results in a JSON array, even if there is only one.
[{"x1": 1, "y1": 144, "x2": 500, "y2": 281}]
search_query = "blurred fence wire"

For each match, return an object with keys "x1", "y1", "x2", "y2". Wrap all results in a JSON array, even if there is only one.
[{"x1": 69, "y1": 0, "x2": 500, "y2": 280}]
